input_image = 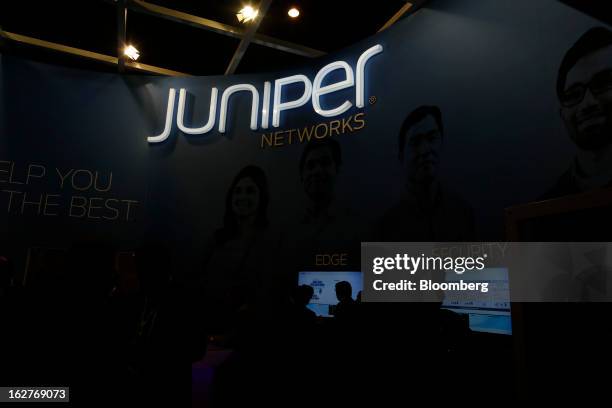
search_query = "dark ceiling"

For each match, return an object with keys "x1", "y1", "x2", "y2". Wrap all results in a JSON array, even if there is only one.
[
  {"x1": 0, "y1": 1, "x2": 609, "y2": 76},
  {"x1": 0, "y1": 0, "x2": 408, "y2": 76}
]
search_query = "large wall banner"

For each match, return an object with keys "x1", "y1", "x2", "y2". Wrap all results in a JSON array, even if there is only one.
[{"x1": 1, "y1": 0, "x2": 611, "y2": 302}]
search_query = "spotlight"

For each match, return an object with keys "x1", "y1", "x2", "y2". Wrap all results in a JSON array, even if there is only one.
[
  {"x1": 237, "y1": 6, "x2": 259, "y2": 23},
  {"x1": 123, "y1": 45, "x2": 140, "y2": 61},
  {"x1": 288, "y1": 7, "x2": 300, "y2": 18}
]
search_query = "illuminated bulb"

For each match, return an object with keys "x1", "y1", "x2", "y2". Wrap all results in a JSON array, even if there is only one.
[
  {"x1": 288, "y1": 8, "x2": 300, "y2": 18},
  {"x1": 123, "y1": 45, "x2": 140, "y2": 61},
  {"x1": 237, "y1": 6, "x2": 259, "y2": 23}
]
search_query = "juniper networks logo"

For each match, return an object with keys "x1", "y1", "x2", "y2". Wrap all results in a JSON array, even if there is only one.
[{"x1": 147, "y1": 44, "x2": 383, "y2": 143}]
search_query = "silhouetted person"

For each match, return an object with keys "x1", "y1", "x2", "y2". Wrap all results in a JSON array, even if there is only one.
[
  {"x1": 133, "y1": 243, "x2": 183, "y2": 403},
  {"x1": 283, "y1": 284, "x2": 318, "y2": 372},
  {"x1": 0, "y1": 255, "x2": 19, "y2": 385},
  {"x1": 334, "y1": 281, "x2": 356, "y2": 321},
  {"x1": 290, "y1": 284, "x2": 317, "y2": 327},
  {"x1": 34, "y1": 242, "x2": 123, "y2": 404},
  {"x1": 106, "y1": 250, "x2": 146, "y2": 397}
]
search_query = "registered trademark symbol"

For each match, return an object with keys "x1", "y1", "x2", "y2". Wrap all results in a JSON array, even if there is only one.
[{"x1": 369, "y1": 95, "x2": 377, "y2": 105}]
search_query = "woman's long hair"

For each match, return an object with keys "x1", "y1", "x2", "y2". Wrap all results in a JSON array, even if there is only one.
[{"x1": 216, "y1": 165, "x2": 269, "y2": 244}]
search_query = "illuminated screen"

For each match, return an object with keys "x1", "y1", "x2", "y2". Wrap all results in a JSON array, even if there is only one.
[
  {"x1": 298, "y1": 271, "x2": 362, "y2": 317},
  {"x1": 442, "y1": 267, "x2": 512, "y2": 335}
]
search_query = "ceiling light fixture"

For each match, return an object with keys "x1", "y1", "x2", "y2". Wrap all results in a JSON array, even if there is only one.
[
  {"x1": 237, "y1": 6, "x2": 259, "y2": 23},
  {"x1": 288, "y1": 8, "x2": 300, "y2": 18},
  {"x1": 123, "y1": 45, "x2": 140, "y2": 61}
]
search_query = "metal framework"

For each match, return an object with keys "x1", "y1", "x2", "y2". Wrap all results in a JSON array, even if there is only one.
[
  {"x1": 379, "y1": 2, "x2": 414, "y2": 32},
  {"x1": 0, "y1": 0, "x2": 425, "y2": 76},
  {"x1": 0, "y1": 30, "x2": 189, "y2": 76},
  {"x1": 127, "y1": 0, "x2": 326, "y2": 59},
  {"x1": 225, "y1": 0, "x2": 273, "y2": 75}
]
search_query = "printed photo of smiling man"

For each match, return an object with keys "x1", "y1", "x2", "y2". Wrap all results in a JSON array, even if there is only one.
[
  {"x1": 544, "y1": 27, "x2": 612, "y2": 198},
  {"x1": 374, "y1": 105, "x2": 476, "y2": 242}
]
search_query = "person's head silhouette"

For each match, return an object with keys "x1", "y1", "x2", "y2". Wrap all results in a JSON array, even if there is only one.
[
  {"x1": 335, "y1": 281, "x2": 353, "y2": 303},
  {"x1": 294, "y1": 284, "x2": 314, "y2": 307}
]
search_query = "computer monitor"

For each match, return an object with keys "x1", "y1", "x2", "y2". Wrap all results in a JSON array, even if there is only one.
[
  {"x1": 298, "y1": 271, "x2": 362, "y2": 317},
  {"x1": 442, "y1": 267, "x2": 512, "y2": 335}
]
